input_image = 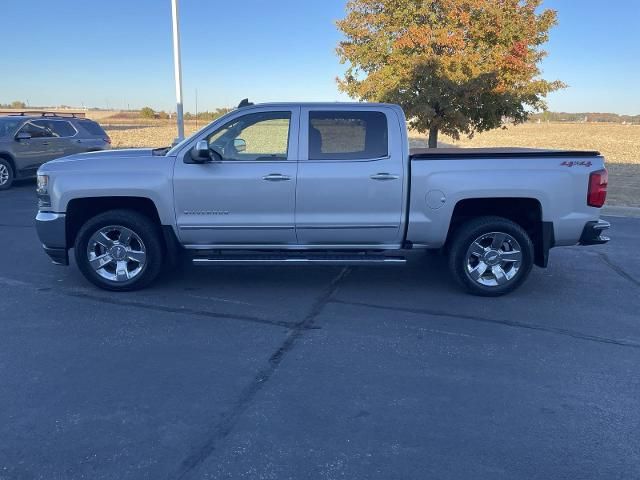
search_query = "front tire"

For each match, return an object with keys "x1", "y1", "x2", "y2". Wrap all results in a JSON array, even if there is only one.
[
  {"x1": 448, "y1": 216, "x2": 534, "y2": 296},
  {"x1": 74, "y1": 209, "x2": 164, "y2": 291},
  {"x1": 0, "y1": 158, "x2": 14, "y2": 190}
]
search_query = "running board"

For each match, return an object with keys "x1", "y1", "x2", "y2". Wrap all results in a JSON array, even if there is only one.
[{"x1": 192, "y1": 253, "x2": 406, "y2": 266}]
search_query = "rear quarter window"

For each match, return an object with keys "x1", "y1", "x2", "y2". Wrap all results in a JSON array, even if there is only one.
[{"x1": 78, "y1": 120, "x2": 107, "y2": 136}]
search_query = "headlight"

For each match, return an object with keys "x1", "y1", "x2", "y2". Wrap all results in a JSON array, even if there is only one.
[
  {"x1": 37, "y1": 174, "x2": 49, "y2": 195},
  {"x1": 37, "y1": 175, "x2": 51, "y2": 209}
]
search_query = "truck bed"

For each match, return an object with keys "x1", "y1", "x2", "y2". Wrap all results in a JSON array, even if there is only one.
[{"x1": 410, "y1": 147, "x2": 601, "y2": 160}]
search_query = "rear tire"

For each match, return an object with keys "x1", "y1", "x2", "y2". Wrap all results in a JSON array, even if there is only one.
[
  {"x1": 74, "y1": 209, "x2": 164, "y2": 291},
  {"x1": 0, "y1": 158, "x2": 14, "y2": 190},
  {"x1": 448, "y1": 216, "x2": 534, "y2": 296}
]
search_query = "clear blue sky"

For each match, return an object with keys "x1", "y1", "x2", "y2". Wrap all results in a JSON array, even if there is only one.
[{"x1": 1, "y1": 0, "x2": 638, "y2": 114}]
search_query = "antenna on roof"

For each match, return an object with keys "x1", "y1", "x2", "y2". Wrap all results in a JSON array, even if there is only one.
[{"x1": 237, "y1": 98, "x2": 253, "y2": 108}]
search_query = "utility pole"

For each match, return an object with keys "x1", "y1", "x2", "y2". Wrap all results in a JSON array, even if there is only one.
[
  {"x1": 195, "y1": 88, "x2": 198, "y2": 130},
  {"x1": 170, "y1": 0, "x2": 185, "y2": 140}
]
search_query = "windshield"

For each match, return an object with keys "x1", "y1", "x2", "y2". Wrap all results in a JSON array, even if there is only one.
[
  {"x1": 165, "y1": 109, "x2": 238, "y2": 156},
  {"x1": 0, "y1": 118, "x2": 23, "y2": 138}
]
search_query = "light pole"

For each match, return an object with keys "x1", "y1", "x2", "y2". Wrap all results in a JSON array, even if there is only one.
[{"x1": 170, "y1": 0, "x2": 185, "y2": 141}]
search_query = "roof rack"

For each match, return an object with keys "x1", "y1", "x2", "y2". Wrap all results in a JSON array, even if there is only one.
[{"x1": 0, "y1": 110, "x2": 86, "y2": 118}]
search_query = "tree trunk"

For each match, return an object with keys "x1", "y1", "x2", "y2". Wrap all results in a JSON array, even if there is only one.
[{"x1": 428, "y1": 126, "x2": 439, "y2": 148}]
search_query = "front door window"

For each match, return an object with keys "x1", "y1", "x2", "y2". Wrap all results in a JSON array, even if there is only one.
[
  {"x1": 207, "y1": 112, "x2": 291, "y2": 161},
  {"x1": 19, "y1": 121, "x2": 55, "y2": 138}
]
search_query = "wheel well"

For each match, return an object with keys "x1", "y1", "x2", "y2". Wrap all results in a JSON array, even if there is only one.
[
  {"x1": 66, "y1": 197, "x2": 162, "y2": 248},
  {"x1": 0, "y1": 152, "x2": 16, "y2": 174},
  {"x1": 446, "y1": 197, "x2": 553, "y2": 267}
]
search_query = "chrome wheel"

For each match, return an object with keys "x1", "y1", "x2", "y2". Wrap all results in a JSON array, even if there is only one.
[
  {"x1": 0, "y1": 164, "x2": 9, "y2": 186},
  {"x1": 465, "y1": 231, "x2": 522, "y2": 287},
  {"x1": 87, "y1": 225, "x2": 147, "y2": 282}
]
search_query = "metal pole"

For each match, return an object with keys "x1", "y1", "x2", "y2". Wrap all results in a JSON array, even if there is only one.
[{"x1": 170, "y1": 0, "x2": 185, "y2": 140}]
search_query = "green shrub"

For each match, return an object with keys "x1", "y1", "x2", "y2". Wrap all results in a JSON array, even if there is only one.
[{"x1": 140, "y1": 107, "x2": 155, "y2": 119}]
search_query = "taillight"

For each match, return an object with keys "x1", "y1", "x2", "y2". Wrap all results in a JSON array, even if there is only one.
[
  {"x1": 104, "y1": 136, "x2": 111, "y2": 144},
  {"x1": 587, "y1": 168, "x2": 608, "y2": 208}
]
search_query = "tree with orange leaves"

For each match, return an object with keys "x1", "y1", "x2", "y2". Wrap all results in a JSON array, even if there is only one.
[{"x1": 336, "y1": 0, "x2": 565, "y2": 147}]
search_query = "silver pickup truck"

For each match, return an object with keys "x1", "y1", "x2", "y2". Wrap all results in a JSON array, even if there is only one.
[{"x1": 35, "y1": 102, "x2": 610, "y2": 296}]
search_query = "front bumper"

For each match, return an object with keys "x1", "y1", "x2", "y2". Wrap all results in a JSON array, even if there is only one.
[
  {"x1": 579, "y1": 219, "x2": 611, "y2": 245},
  {"x1": 35, "y1": 212, "x2": 69, "y2": 265}
]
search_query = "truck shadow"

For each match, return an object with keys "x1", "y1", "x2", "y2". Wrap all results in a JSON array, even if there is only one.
[{"x1": 155, "y1": 251, "x2": 459, "y2": 296}]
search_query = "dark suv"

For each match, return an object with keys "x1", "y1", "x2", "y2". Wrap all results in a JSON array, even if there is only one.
[{"x1": 0, "y1": 112, "x2": 111, "y2": 190}]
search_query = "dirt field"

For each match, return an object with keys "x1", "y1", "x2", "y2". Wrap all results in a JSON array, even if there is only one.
[
  {"x1": 434, "y1": 123, "x2": 640, "y2": 208},
  {"x1": 102, "y1": 120, "x2": 639, "y2": 207},
  {"x1": 103, "y1": 120, "x2": 200, "y2": 149}
]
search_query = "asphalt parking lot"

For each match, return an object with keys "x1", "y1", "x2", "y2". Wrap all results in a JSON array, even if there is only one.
[{"x1": 1, "y1": 180, "x2": 639, "y2": 480}]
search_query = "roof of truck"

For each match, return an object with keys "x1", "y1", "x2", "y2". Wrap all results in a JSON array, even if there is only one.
[{"x1": 243, "y1": 102, "x2": 400, "y2": 109}]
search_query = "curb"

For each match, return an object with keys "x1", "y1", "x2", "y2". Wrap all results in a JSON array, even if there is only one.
[{"x1": 602, "y1": 205, "x2": 640, "y2": 218}]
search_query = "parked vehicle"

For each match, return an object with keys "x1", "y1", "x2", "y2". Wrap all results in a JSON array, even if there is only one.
[
  {"x1": 35, "y1": 102, "x2": 609, "y2": 295},
  {"x1": 0, "y1": 112, "x2": 111, "y2": 189}
]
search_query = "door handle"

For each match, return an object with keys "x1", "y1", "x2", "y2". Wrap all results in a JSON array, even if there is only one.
[
  {"x1": 41, "y1": 142, "x2": 50, "y2": 146},
  {"x1": 370, "y1": 173, "x2": 399, "y2": 181},
  {"x1": 262, "y1": 174, "x2": 291, "y2": 182}
]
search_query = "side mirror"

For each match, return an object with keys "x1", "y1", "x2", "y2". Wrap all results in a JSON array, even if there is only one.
[
  {"x1": 233, "y1": 138, "x2": 247, "y2": 153},
  {"x1": 16, "y1": 132, "x2": 31, "y2": 141},
  {"x1": 190, "y1": 140, "x2": 222, "y2": 163},
  {"x1": 190, "y1": 140, "x2": 212, "y2": 162}
]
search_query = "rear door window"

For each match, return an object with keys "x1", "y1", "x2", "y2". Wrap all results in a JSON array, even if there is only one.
[
  {"x1": 45, "y1": 120, "x2": 77, "y2": 137},
  {"x1": 308, "y1": 111, "x2": 388, "y2": 160}
]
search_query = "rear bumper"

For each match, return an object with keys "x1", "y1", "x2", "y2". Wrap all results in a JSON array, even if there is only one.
[
  {"x1": 579, "y1": 220, "x2": 610, "y2": 245},
  {"x1": 35, "y1": 212, "x2": 69, "y2": 265}
]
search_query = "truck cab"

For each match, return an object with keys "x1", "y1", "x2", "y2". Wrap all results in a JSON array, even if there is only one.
[{"x1": 173, "y1": 103, "x2": 408, "y2": 248}]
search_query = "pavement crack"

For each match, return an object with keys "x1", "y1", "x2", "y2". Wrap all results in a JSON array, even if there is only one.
[
  {"x1": 329, "y1": 299, "x2": 640, "y2": 350},
  {"x1": 171, "y1": 267, "x2": 351, "y2": 480},
  {"x1": 596, "y1": 252, "x2": 640, "y2": 288},
  {"x1": 0, "y1": 275, "x2": 295, "y2": 330},
  {"x1": 63, "y1": 291, "x2": 296, "y2": 329}
]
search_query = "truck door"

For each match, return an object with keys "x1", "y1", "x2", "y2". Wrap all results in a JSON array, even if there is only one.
[
  {"x1": 295, "y1": 107, "x2": 405, "y2": 246},
  {"x1": 173, "y1": 107, "x2": 299, "y2": 246}
]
